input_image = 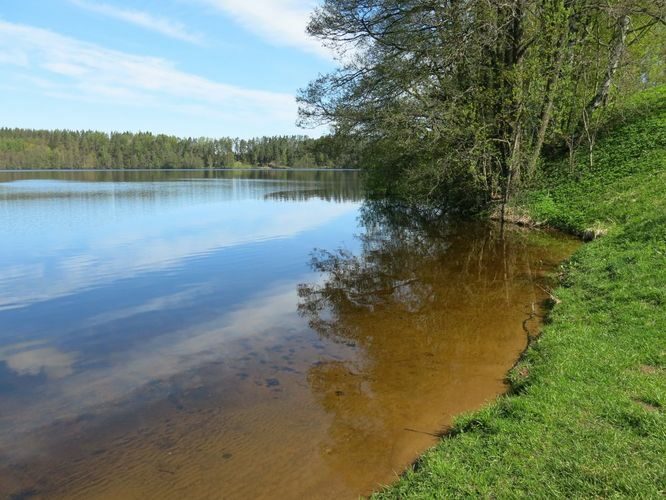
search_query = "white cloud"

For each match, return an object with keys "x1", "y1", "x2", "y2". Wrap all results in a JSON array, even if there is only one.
[
  {"x1": 0, "y1": 191, "x2": 358, "y2": 311},
  {"x1": 0, "y1": 48, "x2": 29, "y2": 67},
  {"x1": 0, "y1": 20, "x2": 297, "y2": 126},
  {"x1": 69, "y1": 0, "x2": 204, "y2": 44},
  {"x1": 1, "y1": 346, "x2": 77, "y2": 379},
  {"x1": 200, "y1": 0, "x2": 331, "y2": 59},
  {"x1": 0, "y1": 280, "x2": 308, "y2": 455}
]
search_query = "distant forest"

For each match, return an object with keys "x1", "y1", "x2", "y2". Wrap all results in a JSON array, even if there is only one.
[{"x1": 0, "y1": 129, "x2": 359, "y2": 169}]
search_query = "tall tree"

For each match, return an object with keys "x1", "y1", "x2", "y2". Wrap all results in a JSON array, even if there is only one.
[{"x1": 299, "y1": 0, "x2": 665, "y2": 214}]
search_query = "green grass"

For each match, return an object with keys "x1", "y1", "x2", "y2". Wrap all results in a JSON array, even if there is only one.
[{"x1": 374, "y1": 85, "x2": 666, "y2": 498}]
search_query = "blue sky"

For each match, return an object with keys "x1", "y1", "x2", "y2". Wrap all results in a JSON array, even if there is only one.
[{"x1": 0, "y1": 0, "x2": 334, "y2": 138}]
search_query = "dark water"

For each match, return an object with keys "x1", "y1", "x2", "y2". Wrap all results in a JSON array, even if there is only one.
[{"x1": 0, "y1": 170, "x2": 578, "y2": 499}]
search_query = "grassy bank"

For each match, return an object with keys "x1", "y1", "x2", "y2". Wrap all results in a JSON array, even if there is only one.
[{"x1": 375, "y1": 86, "x2": 666, "y2": 498}]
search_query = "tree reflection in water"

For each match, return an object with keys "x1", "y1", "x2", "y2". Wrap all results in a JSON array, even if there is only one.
[{"x1": 297, "y1": 200, "x2": 577, "y2": 491}]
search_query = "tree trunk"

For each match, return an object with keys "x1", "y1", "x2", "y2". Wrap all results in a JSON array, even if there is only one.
[
  {"x1": 585, "y1": 14, "x2": 630, "y2": 117},
  {"x1": 526, "y1": 10, "x2": 573, "y2": 178}
]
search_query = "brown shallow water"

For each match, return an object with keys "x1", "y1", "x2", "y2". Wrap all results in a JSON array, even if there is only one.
[{"x1": 0, "y1": 172, "x2": 579, "y2": 499}]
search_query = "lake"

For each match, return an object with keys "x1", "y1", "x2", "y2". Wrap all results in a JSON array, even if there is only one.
[{"x1": 0, "y1": 170, "x2": 578, "y2": 499}]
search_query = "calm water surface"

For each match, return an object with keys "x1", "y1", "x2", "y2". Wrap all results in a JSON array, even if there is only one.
[{"x1": 0, "y1": 170, "x2": 578, "y2": 499}]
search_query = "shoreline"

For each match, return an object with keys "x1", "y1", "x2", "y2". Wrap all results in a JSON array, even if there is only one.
[
  {"x1": 374, "y1": 86, "x2": 666, "y2": 498},
  {"x1": 0, "y1": 167, "x2": 361, "y2": 173}
]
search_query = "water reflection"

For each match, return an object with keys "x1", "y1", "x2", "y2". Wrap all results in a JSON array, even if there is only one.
[
  {"x1": 0, "y1": 170, "x2": 361, "y2": 456},
  {"x1": 0, "y1": 169, "x2": 362, "y2": 202},
  {"x1": 298, "y1": 200, "x2": 566, "y2": 332},
  {"x1": 298, "y1": 201, "x2": 579, "y2": 491},
  {"x1": 0, "y1": 344, "x2": 76, "y2": 379},
  {"x1": 0, "y1": 172, "x2": 361, "y2": 312},
  {"x1": 0, "y1": 173, "x2": 578, "y2": 499}
]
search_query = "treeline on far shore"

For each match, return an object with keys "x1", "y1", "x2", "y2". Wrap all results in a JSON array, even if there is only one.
[{"x1": 0, "y1": 128, "x2": 360, "y2": 170}]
